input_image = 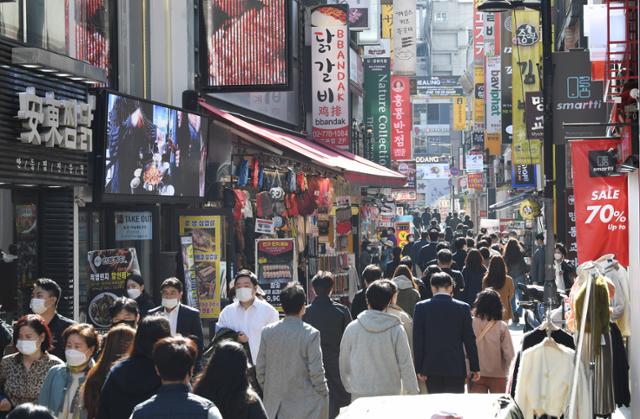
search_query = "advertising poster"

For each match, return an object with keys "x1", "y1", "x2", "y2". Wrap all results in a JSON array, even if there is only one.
[
  {"x1": 180, "y1": 236, "x2": 198, "y2": 309},
  {"x1": 485, "y1": 56, "x2": 502, "y2": 155},
  {"x1": 392, "y1": 0, "x2": 417, "y2": 75},
  {"x1": 512, "y1": 164, "x2": 537, "y2": 188},
  {"x1": 179, "y1": 215, "x2": 223, "y2": 319},
  {"x1": 311, "y1": 5, "x2": 350, "y2": 151},
  {"x1": 357, "y1": 0, "x2": 380, "y2": 44},
  {"x1": 453, "y1": 97, "x2": 467, "y2": 131},
  {"x1": 115, "y1": 211, "x2": 152, "y2": 241},
  {"x1": 391, "y1": 189, "x2": 417, "y2": 201},
  {"x1": 330, "y1": 0, "x2": 370, "y2": 30},
  {"x1": 571, "y1": 139, "x2": 629, "y2": 266},
  {"x1": 87, "y1": 248, "x2": 140, "y2": 329},
  {"x1": 417, "y1": 162, "x2": 450, "y2": 180},
  {"x1": 390, "y1": 76, "x2": 412, "y2": 160},
  {"x1": 255, "y1": 239, "x2": 297, "y2": 311},
  {"x1": 364, "y1": 56, "x2": 391, "y2": 167},
  {"x1": 15, "y1": 204, "x2": 37, "y2": 287},
  {"x1": 512, "y1": 10, "x2": 542, "y2": 165},
  {"x1": 411, "y1": 76, "x2": 463, "y2": 97},
  {"x1": 525, "y1": 92, "x2": 544, "y2": 139},
  {"x1": 500, "y1": 12, "x2": 513, "y2": 144},
  {"x1": 465, "y1": 151, "x2": 484, "y2": 173},
  {"x1": 467, "y1": 172, "x2": 484, "y2": 189},
  {"x1": 391, "y1": 160, "x2": 417, "y2": 188},
  {"x1": 473, "y1": 65, "x2": 485, "y2": 131}
]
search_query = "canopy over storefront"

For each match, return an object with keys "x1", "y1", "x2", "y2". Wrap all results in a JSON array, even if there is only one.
[{"x1": 200, "y1": 101, "x2": 407, "y2": 188}]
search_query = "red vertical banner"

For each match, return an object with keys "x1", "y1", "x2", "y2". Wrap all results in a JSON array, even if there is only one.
[
  {"x1": 391, "y1": 75, "x2": 412, "y2": 160},
  {"x1": 571, "y1": 139, "x2": 629, "y2": 266}
]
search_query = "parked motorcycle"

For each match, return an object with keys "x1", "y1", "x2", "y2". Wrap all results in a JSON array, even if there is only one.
[{"x1": 517, "y1": 284, "x2": 566, "y2": 332}]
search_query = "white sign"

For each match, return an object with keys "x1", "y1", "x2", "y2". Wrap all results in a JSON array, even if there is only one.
[
  {"x1": 465, "y1": 151, "x2": 484, "y2": 173},
  {"x1": 115, "y1": 211, "x2": 153, "y2": 241},
  {"x1": 349, "y1": 47, "x2": 364, "y2": 87},
  {"x1": 311, "y1": 6, "x2": 350, "y2": 150},
  {"x1": 392, "y1": 0, "x2": 417, "y2": 75},
  {"x1": 485, "y1": 55, "x2": 502, "y2": 134},
  {"x1": 364, "y1": 39, "x2": 391, "y2": 58},
  {"x1": 255, "y1": 218, "x2": 275, "y2": 235},
  {"x1": 17, "y1": 87, "x2": 95, "y2": 152}
]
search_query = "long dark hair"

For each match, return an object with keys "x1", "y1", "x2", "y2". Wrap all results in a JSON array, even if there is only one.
[
  {"x1": 130, "y1": 316, "x2": 171, "y2": 358},
  {"x1": 474, "y1": 289, "x2": 504, "y2": 321},
  {"x1": 503, "y1": 238, "x2": 524, "y2": 267},
  {"x1": 464, "y1": 249, "x2": 484, "y2": 273},
  {"x1": 82, "y1": 324, "x2": 136, "y2": 419},
  {"x1": 483, "y1": 256, "x2": 507, "y2": 290},
  {"x1": 194, "y1": 341, "x2": 258, "y2": 418}
]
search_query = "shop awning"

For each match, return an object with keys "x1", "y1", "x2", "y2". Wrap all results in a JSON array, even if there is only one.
[{"x1": 200, "y1": 101, "x2": 407, "y2": 187}]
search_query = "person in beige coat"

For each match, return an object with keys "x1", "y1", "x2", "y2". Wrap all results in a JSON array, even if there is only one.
[
  {"x1": 386, "y1": 281, "x2": 413, "y2": 351},
  {"x1": 256, "y1": 283, "x2": 329, "y2": 419}
]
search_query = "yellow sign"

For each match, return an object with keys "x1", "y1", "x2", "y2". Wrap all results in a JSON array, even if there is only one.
[
  {"x1": 473, "y1": 65, "x2": 485, "y2": 130},
  {"x1": 485, "y1": 133, "x2": 501, "y2": 155},
  {"x1": 453, "y1": 96, "x2": 467, "y2": 131},
  {"x1": 512, "y1": 10, "x2": 542, "y2": 165},
  {"x1": 382, "y1": 4, "x2": 393, "y2": 39},
  {"x1": 519, "y1": 199, "x2": 541, "y2": 220}
]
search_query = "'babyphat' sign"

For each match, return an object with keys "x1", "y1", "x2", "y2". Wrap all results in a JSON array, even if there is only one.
[{"x1": 16, "y1": 87, "x2": 95, "y2": 152}]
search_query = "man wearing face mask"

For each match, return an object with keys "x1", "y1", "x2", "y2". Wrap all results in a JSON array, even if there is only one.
[
  {"x1": 30, "y1": 278, "x2": 76, "y2": 361},
  {"x1": 148, "y1": 278, "x2": 204, "y2": 371},
  {"x1": 217, "y1": 269, "x2": 279, "y2": 366},
  {"x1": 109, "y1": 297, "x2": 140, "y2": 328}
]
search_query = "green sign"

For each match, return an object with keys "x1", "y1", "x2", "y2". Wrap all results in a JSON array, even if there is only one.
[{"x1": 364, "y1": 57, "x2": 391, "y2": 168}]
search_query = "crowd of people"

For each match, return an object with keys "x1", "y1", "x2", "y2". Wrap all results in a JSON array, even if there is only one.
[{"x1": 0, "y1": 209, "x2": 579, "y2": 419}]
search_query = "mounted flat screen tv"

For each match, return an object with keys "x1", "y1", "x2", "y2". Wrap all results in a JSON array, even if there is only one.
[{"x1": 102, "y1": 92, "x2": 208, "y2": 199}]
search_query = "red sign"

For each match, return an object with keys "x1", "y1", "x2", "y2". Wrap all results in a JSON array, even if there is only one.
[
  {"x1": 467, "y1": 172, "x2": 484, "y2": 189},
  {"x1": 391, "y1": 76, "x2": 412, "y2": 160},
  {"x1": 571, "y1": 139, "x2": 629, "y2": 266}
]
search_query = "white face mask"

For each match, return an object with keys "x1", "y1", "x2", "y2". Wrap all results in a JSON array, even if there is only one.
[
  {"x1": 236, "y1": 287, "x2": 254, "y2": 303},
  {"x1": 16, "y1": 339, "x2": 39, "y2": 356},
  {"x1": 554, "y1": 253, "x2": 563, "y2": 261},
  {"x1": 127, "y1": 288, "x2": 142, "y2": 300},
  {"x1": 30, "y1": 298, "x2": 47, "y2": 315},
  {"x1": 162, "y1": 298, "x2": 179, "y2": 310},
  {"x1": 65, "y1": 349, "x2": 88, "y2": 367}
]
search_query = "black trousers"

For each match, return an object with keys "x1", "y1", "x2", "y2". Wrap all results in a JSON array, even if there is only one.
[{"x1": 426, "y1": 376, "x2": 466, "y2": 394}]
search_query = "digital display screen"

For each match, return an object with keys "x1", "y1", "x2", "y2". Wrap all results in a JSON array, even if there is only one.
[{"x1": 104, "y1": 93, "x2": 207, "y2": 198}]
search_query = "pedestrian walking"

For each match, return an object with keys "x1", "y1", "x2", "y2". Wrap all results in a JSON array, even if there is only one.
[
  {"x1": 350, "y1": 265, "x2": 383, "y2": 319},
  {"x1": 303, "y1": 272, "x2": 352, "y2": 419},
  {"x1": 413, "y1": 272, "x2": 480, "y2": 394},
  {"x1": 148, "y1": 278, "x2": 204, "y2": 369},
  {"x1": 29, "y1": 278, "x2": 76, "y2": 361},
  {"x1": 530, "y1": 233, "x2": 546, "y2": 285},
  {"x1": 469, "y1": 290, "x2": 514, "y2": 394},
  {"x1": 384, "y1": 247, "x2": 403, "y2": 278},
  {"x1": 411, "y1": 232, "x2": 429, "y2": 271},
  {"x1": 358, "y1": 241, "x2": 372, "y2": 274},
  {"x1": 125, "y1": 274, "x2": 155, "y2": 318},
  {"x1": 421, "y1": 208, "x2": 431, "y2": 228},
  {"x1": 401, "y1": 234, "x2": 415, "y2": 258},
  {"x1": 386, "y1": 283, "x2": 414, "y2": 350},
  {"x1": 553, "y1": 243, "x2": 576, "y2": 293},
  {"x1": 216, "y1": 270, "x2": 280, "y2": 365},
  {"x1": 97, "y1": 316, "x2": 171, "y2": 419},
  {"x1": 256, "y1": 283, "x2": 329, "y2": 419},
  {"x1": 463, "y1": 215, "x2": 474, "y2": 231},
  {"x1": 129, "y1": 336, "x2": 222, "y2": 419},
  {"x1": 0, "y1": 315, "x2": 63, "y2": 415},
  {"x1": 391, "y1": 265, "x2": 421, "y2": 316},
  {"x1": 5, "y1": 403, "x2": 55, "y2": 419},
  {"x1": 38, "y1": 324, "x2": 100, "y2": 419},
  {"x1": 339, "y1": 280, "x2": 419, "y2": 400},
  {"x1": 503, "y1": 239, "x2": 529, "y2": 323},
  {"x1": 82, "y1": 324, "x2": 136, "y2": 419},
  {"x1": 417, "y1": 229, "x2": 440, "y2": 271},
  {"x1": 452, "y1": 237, "x2": 468, "y2": 270},
  {"x1": 423, "y1": 249, "x2": 465, "y2": 300},
  {"x1": 109, "y1": 298, "x2": 139, "y2": 329},
  {"x1": 461, "y1": 249, "x2": 487, "y2": 306},
  {"x1": 482, "y1": 256, "x2": 516, "y2": 323},
  {"x1": 194, "y1": 341, "x2": 268, "y2": 419}
]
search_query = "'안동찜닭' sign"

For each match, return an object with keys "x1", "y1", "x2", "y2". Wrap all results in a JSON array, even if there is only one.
[
  {"x1": 256, "y1": 239, "x2": 298, "y2": 311},
  {"x1": 179, "y1": 215, "x2": 223, "y2": 319}
]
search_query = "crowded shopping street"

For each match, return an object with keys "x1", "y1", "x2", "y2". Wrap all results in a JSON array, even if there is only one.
[{"x1": 0, "y1": 0, "x2": 638, "y2": 418}]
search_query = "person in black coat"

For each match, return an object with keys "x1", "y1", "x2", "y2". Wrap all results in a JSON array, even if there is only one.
[
  {"x1": 147, "y1": 278, "x2": 205, "y2": 371},
  {"x1": 417, "y1": 230, "x2": 440, "y2": 271},
  {"x1": 461, "y1": 249, "x2": 487, "y2": 306},
  {"x1": 303, "y1": 272, "x2": 352, "y2": 419},
  {"x1": 0, "y1": 317, "x2": 11, "y2": 357},
  {"x1": 350, "y1": 265, "x2": 383, "y2": 319},
  {"x1": 530, "y1": 233, "x2": 546, "y2": 285},
  {"x1": 452, "y1": 238, "x2": 467, "y2": 270},
  {"x1": 422, "y1": 250, "x2": 465, "y2": 300},
  {"x1": 384, "y1": 247, "x2": 403, "y2": 279},
  {"x1": 98, "y1": 316, "x2": 172, "y2": 419},
  {"x1": 30, "y1": 278, "x2": 75, "y2": 361},
  {"x1": 125, "y1": 274, "x2": 155, "y2": 318},
  {"x1": 413, "y1": 272, "x2": 479, "y2": 394}
]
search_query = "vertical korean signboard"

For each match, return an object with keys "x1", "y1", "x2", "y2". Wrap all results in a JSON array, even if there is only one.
[
  {"x1": 473, "y1": 66, "x2": 485, "y2": 131},
  {"x1": 391, "y1": 76, "x2": 412, "y2": 160},
  {"x1": 364, "y1": 51, "x2": 392, "y2": 167},
  {"x1": 473, "y1": 0, "x2": 484, "y2": 65},
  {"x1": 485, "y1": 56, "x2": 502, "y2": 155},
  {"x1": 392, "y1": 0, "x2": 417, "y2": 75},
  {"x1": 571, "y1": 139, "x2": 628, "y2": 266},
  {"x1": 500, "y1": 13, "x2": 513, "y2": 144},
  {"x1": 512, "y1": 10, "x2": 542, "y2": 165},
  {"x1": 311, "y1": 5, "x2": 350, "y2": 151},
  {"x1": 256, "y1": 239, "x2": 298, "y2": 311},
  {"x1": 179, "y1": 215, "x2": 223, "y2": 319}
]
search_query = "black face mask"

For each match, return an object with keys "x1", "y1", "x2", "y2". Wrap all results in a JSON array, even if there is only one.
[{"x1": 112, "y1": 320, "x2": 137, "y2": 329}]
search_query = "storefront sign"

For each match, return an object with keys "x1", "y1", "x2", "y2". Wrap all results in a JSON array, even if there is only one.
[
  {"x1": 390, "y1": 76, "x2": 412, "y2": 160},
  {"x1": 392, "y1": 160, "x2": 416, "y2": 188},
  {"x1": 311, "y1": 5, "x2": 350, "y2": 151},
  {"x1": 255, "y1": 218, "x2": 276, "y2": 235},
  {"x1": 485, "y1": 56, "x2": 502, "y2": 135},
  {"x1": 255, "y1": 239, "x2": 297, "y2": 311},
  {"x1": 512, "y1": 10, "x2": 542, "y2": 165},
  {"x1": 14, "y1": 157, "x2": 87, "y2": 178},
  {"x1": 15, "y1": 204, "x2": 37, "y2": 288},
  {"x1": 571, "y1": 139, "x2": 628, "y2": 266},
  {"x1": 411, "y1": 76, "x2": 463, "y2": 97},
  {"x1": 473, "y1": 66, "x2": 485, "y2": 131},
  {"x1": 180, "y1": 236, "x2": 198, "y2": 309},
  {"x1": 391, "y1": 189, "x2": 417, "y2": 201},
  {"x1": 87, "y1": 248, "x2": 140, "y2": 329},
  {"x1": 483, "y1": 12, "x2": 498, "y2": 57},
  {"x1": 381, "y1": 4, "x2": 393, "y2": 38},
  {"x1": 512, "y1": 164, "x2": 536, "y2": 188},
  {"x1": 17, "y1": 87, "x2": 95, "y2": 152},
  {"x1": 395, "y1": 220, "x2": 412, "y2": 247},
  {"x1": 115, "y1": 211, "x2": 152, "y2": 241},
  {"x1": 453, "y1": 97, "x2": 467, "y2": 131},
  {"x1": 565, "y1": 188, "x2": 578, "y2": 263},
  {"x1": 467, "y1": 172, "x2": 484, "y2": 189},
  {"x1": 473, "y1": 0, "x2": 484, "y2": 65},
  {"x1": 465, "y1": 151, "x2": 484, "y2": 173},
  {"x1": 364, "y1": 56, "x2": 392, "y2": 167},
  {"x1": 179, "y1": 215, "x2": 223, "y2": 318},
  {"x1": 329, "y1": 0, "x2": 370, "y2": 30},
  {"x1": 525, "y1": 92, "x2": 544, "y2": 139},
  {"x1": 500, "y1": 13, "x2": 513, "y2": 144},
  {"x1": 392, "y1": 0, "x2": 417, "y2": 75}
]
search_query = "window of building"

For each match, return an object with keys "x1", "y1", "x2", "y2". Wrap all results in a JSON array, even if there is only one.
[
  {"x1": 435, "y1": 12, "x2": 448, "y2": 22},
  {"x1": 427, "y1": 103, "x2": 452, "y2": 125}
]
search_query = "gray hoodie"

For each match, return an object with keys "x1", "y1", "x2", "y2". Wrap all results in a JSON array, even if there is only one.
[{"x1": 339, "y1": 310, "x2": 419, "y2": 399}]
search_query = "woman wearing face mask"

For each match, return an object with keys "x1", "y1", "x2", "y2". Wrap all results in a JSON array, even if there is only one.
[
  {"x1": 553, "y1": 243, "x2": 576, "y2": 293},
  {"x1": 0, "y1": 315, "x2": 63, "y2": 414},
  {"x1": 38, "y1": 324, "x2": 100, "y2": 419},
  {"x1": 124, "y1": 275, "x2": 154, "y2": 318}
]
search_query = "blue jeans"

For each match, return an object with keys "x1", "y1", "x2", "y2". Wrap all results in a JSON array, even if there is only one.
[{"x1": 511, "y1": 275, "x2": 525, "y2": 318}]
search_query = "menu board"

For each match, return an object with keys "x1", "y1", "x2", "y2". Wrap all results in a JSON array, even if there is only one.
[
  {"x1": 255, "y1": 239, "x2": 297, "y2": 311},
  {"x1": 179, "y1": 215, "x2": 223, "y2": 319},
  {"x1": 87, "y1": 248, "x2": 140, "y2": 329},
  {"x1": 180, "y1": 236, "x2": 198, "y2": 309}
]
